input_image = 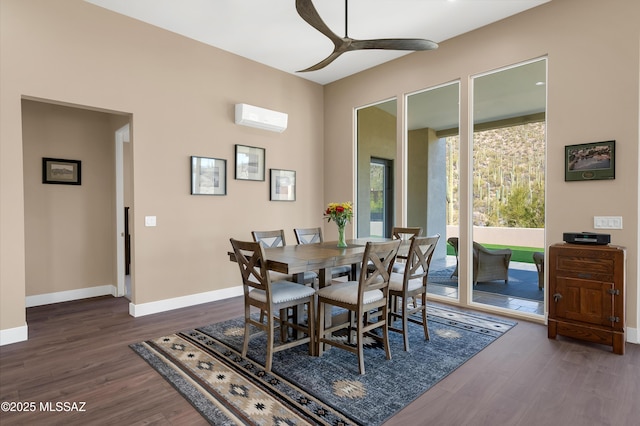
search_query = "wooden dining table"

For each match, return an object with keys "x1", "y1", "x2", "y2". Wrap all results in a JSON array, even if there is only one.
[
  {"x1": 228, "y1": 237, "x2": 396, "y2": 287},
  {"x1": 228, "y1": 237, "x2": 407, "y2": 329}
]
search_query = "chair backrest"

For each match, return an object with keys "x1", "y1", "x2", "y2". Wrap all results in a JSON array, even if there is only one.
[
  {"x1": 252, "y1": 229, "x2": 286, "y2": 248},
  {"x1": 230, "y1": 238, "x2": 270, "y2": 294},
  {"x1": 393, "y1": 227, "x2": 422, "y2": 259},
  {"x1": 447, "y1": 237, "x2": 459, "y2": 254},
  {"x1": 294, "y1": 227, "x2": 323, "y2": 244},
  {"x1": 403, "y1": 234, "x2": 440, "y2": 285},
  {"x1": 359, "y1": 240, "x2": 401, "y2": 298}
]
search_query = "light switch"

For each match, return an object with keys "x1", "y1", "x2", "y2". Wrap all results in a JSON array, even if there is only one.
[
  {"x1": 145, "y1": 216, "x2": 157, "y2": 227},
  {"x1": 594, "y1": 216, "x2": 622, "y2": 229}
]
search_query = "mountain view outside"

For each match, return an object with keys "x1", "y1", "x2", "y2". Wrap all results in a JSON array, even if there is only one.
[{"x1": 446, "y1": 121, "x2": 546, "y2": 229}]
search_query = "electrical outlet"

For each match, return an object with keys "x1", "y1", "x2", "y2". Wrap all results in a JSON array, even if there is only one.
[
  {"x1": 145, "y1": 216, "x2": 157, "y2": 227},
  {"x1": 594, "y1": 216, "x2": 622, "y2": 229}
]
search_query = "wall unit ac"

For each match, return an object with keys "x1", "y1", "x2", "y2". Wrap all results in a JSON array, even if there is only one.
[{"x1": 234, "y1": 103, "x2": 288, "y2": 133}]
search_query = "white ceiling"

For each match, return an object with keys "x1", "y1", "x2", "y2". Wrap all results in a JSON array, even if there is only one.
[{"x1": 84, "y1": 0, "x2": 550, "y2": 85}]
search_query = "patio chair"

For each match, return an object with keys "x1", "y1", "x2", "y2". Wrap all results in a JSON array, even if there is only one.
[
  {"x1": 447, "y1": 237, "x2": 512, "y2": 285},
  {"x1": 533, "y1": 251, "x2": 544, "y2": 289}
]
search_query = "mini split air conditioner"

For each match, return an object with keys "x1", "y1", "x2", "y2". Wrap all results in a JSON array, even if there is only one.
[{"x1": 235, "y1": 103, "x2": 288, "y2": 133}]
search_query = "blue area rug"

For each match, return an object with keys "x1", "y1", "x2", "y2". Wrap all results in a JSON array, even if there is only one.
[
  {"x1": 131, "y1": 304, "x2": 516, "y2": 425},
  {"x1": 429, "y1": 265, "x2": 543, "y2": 301}
]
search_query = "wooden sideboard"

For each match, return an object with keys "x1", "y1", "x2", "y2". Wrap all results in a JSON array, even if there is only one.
[{"x1": 547, "y1": 243, "x2": 626, "y2": 354}]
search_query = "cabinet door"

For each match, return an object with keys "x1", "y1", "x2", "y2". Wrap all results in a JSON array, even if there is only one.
[{"x1": 554, "y1": 276, "x2": 614, "y2": 327}]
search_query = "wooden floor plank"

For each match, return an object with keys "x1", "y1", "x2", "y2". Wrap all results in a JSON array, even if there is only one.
[{"x1": 1, "y1": 295, "x2": 638, "y2": 425}]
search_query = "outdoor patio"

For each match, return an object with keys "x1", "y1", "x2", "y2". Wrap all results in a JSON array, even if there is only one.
[{"x1": 427, "y1": 257, "x2": 544, "y2": 316}]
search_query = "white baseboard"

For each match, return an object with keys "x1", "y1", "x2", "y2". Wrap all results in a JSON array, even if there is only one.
[
  {"x1": 129, "y1": 286, "x2": 243, "y2": 317},
  {"x1": 0, "y1": 324, "x2": 28, "y2": 346},
  {"x1": 626, "y1": 326, "x2": 639, "y2": 344},
  {"x1": 25, "y1": 285, "x2": 117, "y2": 308}
]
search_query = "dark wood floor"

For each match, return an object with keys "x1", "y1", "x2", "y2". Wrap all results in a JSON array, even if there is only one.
[{"x1": 1, "y1": 296, "x2": 638, "y2": 426}]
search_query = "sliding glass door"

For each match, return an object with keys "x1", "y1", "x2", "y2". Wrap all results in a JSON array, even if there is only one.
[
  {"x1": 471, "y1": 58, "x2": 547, "y2": 316},
  {"x1": 406, "y1": 82, "x2": 460, "y2": 301}
]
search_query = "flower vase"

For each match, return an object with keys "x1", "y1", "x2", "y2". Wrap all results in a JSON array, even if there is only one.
[{"x1": 337, "y1": 224, "x2": 347, "y2": 248}]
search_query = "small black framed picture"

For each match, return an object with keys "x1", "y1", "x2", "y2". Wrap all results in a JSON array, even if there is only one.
[
  {"x1": 235, "y1": 144, "x2": 265, "y2": 181},
  {"x1": 270, "y1": 169, "x2": 296, "y2": 201},
  {"x1": 565, "y1": 140, "x2": 615, "y2": 181},
  {"x1": 42, "y1": 157, "x2": 81, "y2": 185},
  {"x1": 191, "y1": 156, "x2": 227, "y2": 195}
]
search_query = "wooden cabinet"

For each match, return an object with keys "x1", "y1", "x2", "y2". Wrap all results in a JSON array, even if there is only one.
[{"x1": 548, "y1": 243, "x2": 626, "y2": 354}]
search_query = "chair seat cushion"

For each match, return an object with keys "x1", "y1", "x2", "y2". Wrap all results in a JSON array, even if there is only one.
[
  {"x1": 249, "y1": 281, "x2": 315, "y2": 304},
  {"x1": 317, "y1": 281, "x2": 383, "y2": 305},
  {"x1": 331, "y1": 265, "x2": 352, "y2": 276},
  {"x1": 391, "y1": 262, "x2": 405, "y2": 273},
  {"x1": 303, "y1": 271, "x2": 318, "y2": 281},
  {"x1": 388, "y1": 272, "x2": 424, "y2": 292}
]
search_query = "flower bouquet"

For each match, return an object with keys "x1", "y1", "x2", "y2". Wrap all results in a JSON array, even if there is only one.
[{"x1": 324, "y1": 202, "x2": 353, "y2": 248}]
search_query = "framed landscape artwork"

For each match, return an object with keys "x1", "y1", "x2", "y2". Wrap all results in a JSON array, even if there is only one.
[
  {"x1": 42, "y1": 157, "x2": 81, "y2": 185},
  {"x1": 270, "y1": 169, "x2": 296, "y2": 201},
  {"x1": 565, "y1": 140, "x2": 615, "y2": 181},
  {"x1": 235, "y1": 144, "x2": 265, "y2": 181},
  {"x1": 191, "y1": 156, "x2": 226, "y2": 195}
]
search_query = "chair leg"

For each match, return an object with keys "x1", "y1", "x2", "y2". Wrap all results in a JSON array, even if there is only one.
[
  {"x1": 307, "y1": 298, "x2": 316, "y2": 357},
  {"x1": 265, "y1": 313, "x2": 275, "y2": 372},
  {"x1": 421, "y1": 293, "x2": 430, "y2": 341},
  {"x1": 382, "y1": 305, "x2": 392, "y2": 362},
  {"x1": 402, "y1": 298, "x2": 410, "y2": 351},
  {"x1": 242, "y1": 305, "x2": 251, "y2": 358},
  {"x1": 317, "y1": 300, "x2": 325, "y2": 356},
  {"x1": 357, "y1": 312, "x2": 365, "y2": 375}
]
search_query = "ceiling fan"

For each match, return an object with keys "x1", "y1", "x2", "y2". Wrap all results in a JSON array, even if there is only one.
[{"x1": 296, "y1": 0, "x2": 438, "y2": 72}]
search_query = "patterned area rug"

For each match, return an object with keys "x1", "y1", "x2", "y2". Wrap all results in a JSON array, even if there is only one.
[{"x1": 131, "y1": 304, "x2": 516, "y2": 425}]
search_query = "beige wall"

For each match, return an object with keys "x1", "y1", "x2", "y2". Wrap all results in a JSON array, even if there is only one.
[
  {"x1": 1, "y1": 0, "x2": 324, "y2": 335},
  {"x1": 324, "y1": 0, "x2": 639, "y2": 329}
]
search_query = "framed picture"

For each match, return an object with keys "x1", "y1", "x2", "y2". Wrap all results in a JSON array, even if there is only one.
[
  {"x1": 42, "y1": 157, "x2": 81, "y2": 185},
  {"x1": 565, "y1": 140, "x2": 615, "y2": 181},
  {"x1": 270, "y1": 169, "x2": 296, "y2": 201},
  {"x1": 235, "y1": 144, "x2": 265, "y2": 181},
  {"x1": 191, "y1": 156, "x2": 226, "y2": 195}
]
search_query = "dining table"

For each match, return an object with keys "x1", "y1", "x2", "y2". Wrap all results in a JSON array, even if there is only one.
[{"x1": 228, "y1": 237, "x2": 408, "y2": 328}]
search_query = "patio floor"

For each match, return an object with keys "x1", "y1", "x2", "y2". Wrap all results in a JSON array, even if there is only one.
[{"x1": 427, "y1": 257, "x2": 545, "y2": 316}]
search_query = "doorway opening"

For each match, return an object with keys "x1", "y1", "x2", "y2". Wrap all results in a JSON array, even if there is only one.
[{"x1": 369, "y1": 157, "x2": 394, "y2": 237}]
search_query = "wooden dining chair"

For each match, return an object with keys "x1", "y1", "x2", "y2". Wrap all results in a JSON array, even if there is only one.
[
  {"x1": 388, "y1": 234, "x2": 440, "y2": 351},
  {"x1": 229, "y1": 238, "x2": 316, "y2": 372},
  {"x1": 253, "y1": 229, "x2": 316, "y2": 285},
  {"x1": 390, "y1": 227, "x2": 423, "y2": 273},
  {"x1": 316, "y1": 239, "x2": 401, "y2": 375},
  {"x1": 294, "y1": 227, "x2": 353, "y2": 281}
]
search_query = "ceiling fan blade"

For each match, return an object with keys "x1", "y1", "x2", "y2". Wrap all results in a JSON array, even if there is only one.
[
  {"x1": 296, "y1": 0, "x2": 342, "y2": 46},
  {"x1": 296, "y1": 50, "x2": 345, "y2": 72},
  {"x1": 350, "y1": 38, "x2": 439, "y2": 51},
  {"x1": 295, "y1": 0, "x2": 438, "y2": 72}
]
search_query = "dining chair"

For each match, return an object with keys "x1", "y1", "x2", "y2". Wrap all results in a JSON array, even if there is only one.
[
  {"x1": 390, "y1": 227, "x2": 423, "y2": 273},
  {"x1": 388, "y1": 234, "x2": 440, "y2": 351},
  {"x1": 229, "y1": 238, "x2": 316, "y2": 372},
  {"x1": 294, "y1": 227, "x2": 353, "y2": 281},
  {"x1": 253, "y1": 229, "x2": 316, "y2": 285},
  {"x1": 316, "y1": 239, "x2": 401, "y2": 375}
]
